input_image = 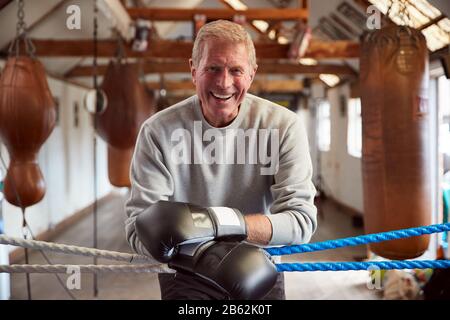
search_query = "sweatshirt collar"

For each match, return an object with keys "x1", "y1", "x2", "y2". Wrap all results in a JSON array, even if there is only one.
[{"x1": 193, "y1": 94, "x2": 249, "y2": 131}]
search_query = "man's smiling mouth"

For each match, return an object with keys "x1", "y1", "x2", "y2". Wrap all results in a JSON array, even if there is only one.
[{"x1": 211, "y1": 92, "x2": 234, "y2": 101}]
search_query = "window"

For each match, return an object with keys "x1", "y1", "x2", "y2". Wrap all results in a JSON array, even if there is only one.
[
  {"x1": 347, "y1": 98, "x2": 362, "y2": 158},
  {"x1": 317, "y1": 100, "x2": 331, "y2": 152},
  {"x1": 368, "y1": 0, "x2": 450, "y2": 51},
  {"x1": 438, "y1": 75, "x2": 450, "y2": 252},
  {"x1": 439, "y1": 75, "x2": 450, "y2": 156}
]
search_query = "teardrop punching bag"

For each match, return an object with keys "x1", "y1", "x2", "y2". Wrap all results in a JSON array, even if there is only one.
[
  {"x1": 0, "y1": 56, "x2": 56, "y2": 208},
  {"x1": 95, "y1": 61, "x2": 155, "y2": 187},
  {"x1": 360, "y1": 25, "x2": 431, "y2": 259}
]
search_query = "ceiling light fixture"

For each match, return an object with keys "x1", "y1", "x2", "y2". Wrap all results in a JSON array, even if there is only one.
[{"x1": 319, "y1": 74, "x2": 340, "y2": 87}]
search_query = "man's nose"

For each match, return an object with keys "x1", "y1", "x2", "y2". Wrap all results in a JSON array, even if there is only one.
[{"x1": 216, "y1": 70, "x2": 232, "y2": 89}]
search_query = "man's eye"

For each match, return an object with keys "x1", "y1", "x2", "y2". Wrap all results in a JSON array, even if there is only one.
[
  {"x1": 207, "y1": 66, "x2": 220, "y2": 72},
  {"x1": 231, "y1": 69, "x2": 244, "y2": 75}
]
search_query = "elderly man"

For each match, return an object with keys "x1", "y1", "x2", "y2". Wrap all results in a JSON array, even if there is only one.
[{"x1": 125, "y1": 19, "x2": 317, "y2": 300}]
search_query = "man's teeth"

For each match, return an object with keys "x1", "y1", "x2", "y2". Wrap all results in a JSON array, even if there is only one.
[{"x1": 211, "y1": 92, "x2": 233, "y2": 99}]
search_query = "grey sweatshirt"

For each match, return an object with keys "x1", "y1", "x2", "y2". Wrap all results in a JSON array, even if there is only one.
[{"x1": 125, "y1": 93, "x2": 317, "y2": 257}]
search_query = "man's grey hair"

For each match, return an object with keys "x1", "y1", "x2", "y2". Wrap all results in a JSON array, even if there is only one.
[{"x1": 191, "y1": 20, "x2": 257, "y2": 70}]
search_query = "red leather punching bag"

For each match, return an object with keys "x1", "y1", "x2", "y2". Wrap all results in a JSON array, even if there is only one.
[
  {"x1": 360, "y1": 25, "x2": 431, "y2": 259},
  {"x1": 0, "y1": 56, "x2": 56, "y2": 208},
  {"x1": 95, "y1": 61, "x2": 155, "y2": 187}
]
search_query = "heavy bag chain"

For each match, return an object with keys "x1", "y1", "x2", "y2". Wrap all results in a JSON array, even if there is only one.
[
  {"x1": 391, "y1": 1, "x2": 421, "y2": 75},
  {"x1": 115, "y1": 30, "x2": 127, "y2": 63},
  {"x1": 8, "y1": 0, "x2": 36, "y2": 57},
  {"x1": 92, "y1": 0, "x2": 100, "y2": 297}
]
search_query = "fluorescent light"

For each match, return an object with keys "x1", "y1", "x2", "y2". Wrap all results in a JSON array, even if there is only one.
[
  {"x1": 268, "y1": 30, "x2": 276, "y2": 40},
  {"x1": 277, "y1": 36, "x2": 289, "y2": 44},
  {"x1": 252, "y1": 20, "x2": 269, "y2": 33},
  {"x1": 299, "y1": 58, "x2": 318, "y2": 65},
  {"x1": 319, "y1": 74, "x2": 340, "y2": 87},
  {"x1": 223, "y1": 0, "x2": 248, "y2": 10}
]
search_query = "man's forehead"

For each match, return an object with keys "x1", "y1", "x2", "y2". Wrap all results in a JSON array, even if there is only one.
[
  {"x1": 200, "y1": 41, "x2": 250, "y2": 67},
  {"x1": 203, "y1": 56, "x2": 248, "y2": 66}
]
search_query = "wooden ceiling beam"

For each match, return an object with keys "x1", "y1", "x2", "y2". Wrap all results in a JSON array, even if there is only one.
[
  {"x1": 0, "y1": 0, "x2": 12, "y2": 11},
  {"x1": 65, "y1": 60, "x2": 190, "y2": 77},
  {"x1": 126, "y1": 7, "x2": 308, "y2": 21},
  {"x1": 16, "y1": 39, "x2": 359, "y2": 59},
  {"x1": 251, "y1": 78, "x2": 304, "y2": 92},
  {"x1": 306, "y1": 39, "x2": 360, "y2": 59},
  {"x1": 419, "y1": 14, "x2": 445, "y2": 31},
  {"x1": 144, "y1": 78, "x2": 304, "y2": 93},
  {"x1": 65, "y1": 60, "x2": 356, "y2": 77},
  {"x1": 257, "y1": 62, "x2": 356, "y2": 75}
]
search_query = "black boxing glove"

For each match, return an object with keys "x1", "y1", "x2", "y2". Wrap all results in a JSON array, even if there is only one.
[
  {"x1": 168, "y1": 241, "x2": 278, "y2": 300},
  {"x1": 135, "y1": 201, "x2": 247, "y2": 262}
]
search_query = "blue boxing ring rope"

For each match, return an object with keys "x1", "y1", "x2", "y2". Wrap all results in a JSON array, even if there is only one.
[{"x1": 265, "y1": 223, "x2": 450, "y2": 272}]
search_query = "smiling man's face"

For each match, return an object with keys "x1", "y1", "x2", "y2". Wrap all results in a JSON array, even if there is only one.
[{"x1": 190, "y1": 38, "x2": 256, "y2": 127}]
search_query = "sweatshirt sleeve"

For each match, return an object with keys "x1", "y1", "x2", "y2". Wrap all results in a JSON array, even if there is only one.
[
  {"x1": 266, "y1": 116, "x2": 318, "y2": 245},
  {"x1": 124, "y1": 123, "x2": 174, "y2": 256}
]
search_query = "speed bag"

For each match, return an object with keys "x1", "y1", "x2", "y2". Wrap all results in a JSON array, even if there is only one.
[{"x1": 0, "y1": 56, "x2": 56, "y2": 208}]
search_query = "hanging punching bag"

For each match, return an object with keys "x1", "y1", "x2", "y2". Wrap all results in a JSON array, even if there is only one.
[
  {"x1": 0, "y1": 56, "x2": 56, "y2": 208},
  {"x1": 360, "y1": 25, "x2": 431, "y2": 259},
  {"x1": 95, "y1": 60, "x2": 155, "y2": 187}
]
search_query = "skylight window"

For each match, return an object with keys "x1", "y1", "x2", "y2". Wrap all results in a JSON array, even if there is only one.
[
  {"x1": 223, "y1": 0, "x2": 248, "y2": 11},
  {"x1": 410, "y1": 0, "x2": 441, "y2": 19},
  {"x1": 368, "y1": 0, "x2": 389, "y2": 14},
  {"x1": 405, "y1": 4, "x2": 430, "y2": 26},
  {"x1": 438, "y1": 18, "x2": 450, "y2": 33},
  {"x1": 422, "y1": 24, "x2": 450, "y2": 51},
  {"x1": 367, "y1": 0, "x2": 449, "y2": 52}
]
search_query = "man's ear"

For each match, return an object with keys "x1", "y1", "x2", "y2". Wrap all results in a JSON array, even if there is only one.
[
  {"x1": 189, "y1": 59, "x2": 196, "y2": 85},
  {"x1": 249, "y1": 64, "x2": 258, "y2": 83}
]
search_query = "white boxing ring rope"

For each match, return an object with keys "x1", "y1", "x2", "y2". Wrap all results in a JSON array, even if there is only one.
[{"x1": 0, "y1": 234, "x2": 174, "y2": 274}]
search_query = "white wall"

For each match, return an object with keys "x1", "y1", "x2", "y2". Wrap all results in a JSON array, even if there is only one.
[
  {"x1": 0, "y1": 244, "x2": 8, "y2": 300},
  {"x1": 308, "y1": 83, "x2": 364, "y2": 214},
  {"x1": 325, "y1": 85, "x2": 363, "y2": 212},
  {"x1": 0, "y1": 191, "x2": 8, "y2": 300}
]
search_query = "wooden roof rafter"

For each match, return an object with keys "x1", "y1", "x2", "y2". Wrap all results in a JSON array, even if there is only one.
[
  {"x1": 0, "y1": 0, "x2": 12, "y2": 11},
  {"x1": 11, "y1": 38, "x2": 359, "y2": 60},
  {"x1": 64, "y1": 59, "x2": 357, "y2": 78},
  {"x1": 126, "y1": 7, "x2": 308, "y2": 22},
  {"x1": 144, "y1": 78, "x2": 305, "y2": 93}
]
